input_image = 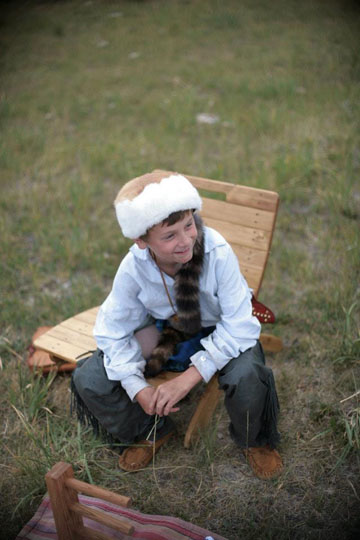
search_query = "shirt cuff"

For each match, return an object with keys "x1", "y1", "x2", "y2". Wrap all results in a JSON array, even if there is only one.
[
  {"x1": 190, "y1": 350, "x2": 217, "y2": 383},
  {"x1": 120, "y1": 374, "x2": 150, "y2": 402}
]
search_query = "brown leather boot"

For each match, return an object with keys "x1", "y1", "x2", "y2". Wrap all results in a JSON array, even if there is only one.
[
  {"x1": 118, "y1": 432, "x2": 173, "y2": 472},
  {"x1": 242, "y1": 445, "x2": 283, "y2": 479}
]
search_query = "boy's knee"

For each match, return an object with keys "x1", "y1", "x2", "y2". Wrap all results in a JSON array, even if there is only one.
[
  {"x1": 72, "y1": 354, "x2": 120, "y2": 402},
  {"x1": 219, "y1": 362, "x2": 259, "y2": 400},
  {"x1": 72, "y1": 358, "x2": 101, "y2": 396},
  {"x1": 219, "y1": 350, "x2": 261, "y2": 385},
  {"x1": 72, "y1": 350, "x2": 105, "y2": 393}
]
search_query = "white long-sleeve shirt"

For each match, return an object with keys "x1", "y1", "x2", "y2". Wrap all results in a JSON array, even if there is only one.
[{"x1": 94, "y1": 226, "x2": 261, "y2": 401}]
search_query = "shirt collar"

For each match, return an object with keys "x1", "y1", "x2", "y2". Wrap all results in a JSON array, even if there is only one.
[
  {"x1": 129, "y1": 243, "x2": 151, "y2": 260},
  {"x1": 203, "y1": 226, "x2": 226, "y2": 253}
]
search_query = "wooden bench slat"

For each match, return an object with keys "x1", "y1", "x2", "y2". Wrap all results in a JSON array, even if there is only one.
[
  {"x1": 65, "y1": 477, "x2": 131, "y2": 509},
  {"x1": 45, "y1": 326, "x2": 96, "y2": 350},
  {"x1": 70, "y1": 502, "x2": 134, "y2": 536},
  {"x1": 204, "y1": 218, "x2": 270, "y2": 251},
  {"x1": 61, "y1": 318, "x2": 95, "y2": 336},
  {"x1": 227, "y1": 185, "x2": 279, "y2": 213},
  {"x1": 232, "y1": 245, "x2": 268, "y2": 269},
  {"x1": 152, "y1": 169, "x2": 234, "y2": 195},
  {"x1": 201, "y1": 198, "x2": 275, "y2": 232},
  {"x1": 153, "y1": 169, "x2": 279, "y2": 212},
  {"x1": 33, "y1": 333, "x2": 90, "y2": 363},
  {"x1": 238, "y1": 265, "x2": 263, "y2": 294},
  {"x1": 73, "y1": 309, "x2": 99, "y2": 325}
]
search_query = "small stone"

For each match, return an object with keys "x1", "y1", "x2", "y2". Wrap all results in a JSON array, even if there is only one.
[
  {"x1": 97, "y1": 40, "x2": 109, "y2": 48},
  {"x1": 196, "y1": 113, "x2": 219, "y2": 125}
]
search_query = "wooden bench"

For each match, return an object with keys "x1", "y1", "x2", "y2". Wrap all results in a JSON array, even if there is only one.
[{"x1": 34, "y1": 170, "x2": 283, "y2": 447}]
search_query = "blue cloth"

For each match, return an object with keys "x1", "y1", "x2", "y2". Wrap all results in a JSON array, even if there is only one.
[{"x1": 155, "y1": 320, "x2": 215, "y2": 372}]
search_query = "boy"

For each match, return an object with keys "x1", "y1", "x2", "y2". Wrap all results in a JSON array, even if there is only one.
[{"x1": 71, "y1": 171, "x2": 283, "y2": 478}]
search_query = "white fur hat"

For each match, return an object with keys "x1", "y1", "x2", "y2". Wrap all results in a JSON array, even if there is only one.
[{"x1": 114, "y1": 171, "x2": 202, "y2": 239}]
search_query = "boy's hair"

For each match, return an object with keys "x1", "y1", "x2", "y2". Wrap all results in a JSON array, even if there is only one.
[
  {"x1": 140, "y1": 209, "x2": 193, "y2": 240},
  {"x1": 114, "y1": 171, "x2": 202, "y2": 239}
]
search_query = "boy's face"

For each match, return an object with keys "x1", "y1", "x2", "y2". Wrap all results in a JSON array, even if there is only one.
[{"x1": 135, "y1": 211, "x2": 198, "y2": 269}]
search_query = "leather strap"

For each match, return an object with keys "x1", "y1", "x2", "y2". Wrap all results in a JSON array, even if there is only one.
[{"x1": 150, "y1": 251, "x2": 177, "y2": 316}]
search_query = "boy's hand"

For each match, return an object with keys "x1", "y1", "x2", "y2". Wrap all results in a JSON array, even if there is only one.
[
  {"x1": 136, "y1": 385, "x2": 180, "y2": 416},
  {"x1": 149, "y1": 366, "x2": 202, "y2": 417},
  {"x1": 135, "y1": 386, "x2": 157, "y2": 415}
]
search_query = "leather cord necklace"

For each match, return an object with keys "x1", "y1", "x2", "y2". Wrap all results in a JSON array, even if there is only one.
[{"x1": 150, "y1": 250, "x2": 178, "y2": 321}]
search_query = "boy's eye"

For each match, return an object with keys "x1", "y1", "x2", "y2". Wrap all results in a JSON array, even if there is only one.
[{"x1": 164, "y1": 234, "x2": 174, "y2": 240}]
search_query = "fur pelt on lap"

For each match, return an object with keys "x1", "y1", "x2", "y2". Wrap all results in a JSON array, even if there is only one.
[{"x1": 144, "y1": 214, "x2": 205, "y2": 377}]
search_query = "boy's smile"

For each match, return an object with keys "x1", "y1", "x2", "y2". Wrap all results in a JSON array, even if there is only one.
[{"x1": 135, "y1": 212, "x2": 198, "y2": 275}]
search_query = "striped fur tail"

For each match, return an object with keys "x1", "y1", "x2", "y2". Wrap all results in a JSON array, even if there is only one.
[{"x1": 146, "y1": 214, "x2": 205, "y2": 376}]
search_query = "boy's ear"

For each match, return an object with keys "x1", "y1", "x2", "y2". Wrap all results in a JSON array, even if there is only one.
[{"x1": 134, "y1": 238, "x2": 147, "y2": 249}]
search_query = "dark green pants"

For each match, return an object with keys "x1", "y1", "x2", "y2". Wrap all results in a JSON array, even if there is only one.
[{"x1": 71, "y1": 341, "x2": 280, "y2": 449}]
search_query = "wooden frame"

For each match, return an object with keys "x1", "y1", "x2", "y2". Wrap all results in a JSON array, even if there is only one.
[{"x1": 45, "y1": 462, "x2": 133, "y2": 540}]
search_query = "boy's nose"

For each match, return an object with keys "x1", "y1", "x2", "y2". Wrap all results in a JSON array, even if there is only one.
[{"x1": 178, "y1": 231, "x2": 191, "y2": 247}]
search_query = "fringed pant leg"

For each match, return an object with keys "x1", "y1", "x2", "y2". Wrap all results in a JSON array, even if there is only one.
[
  {"x1": 70, "y1": 349, "x2": 173, "y2": 446},
  {"x1": 218, "y1": 341, "x2": 280, "y2": 449}
]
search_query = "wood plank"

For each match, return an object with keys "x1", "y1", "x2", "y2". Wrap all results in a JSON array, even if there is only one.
[
  {"x1": 232, "y1": 244, "x2": 268, "y2": 269},
  {"x1": 184, "y1": 375, "x2": 221, "y2": 448},
  {"x1": 238, "y1": 264, "x2": 263, "y2": 294},
  {"x1": 45, "y1": 463, "x2": 84, "y2": 540},
  {"x1": 46, "y1": 326, "x2": 96, "y2": 350},
  {"x1": 204, "y1": 217, "x2": 270, "y2": 251},
  {"x1": 33, "y1": 333, "x2": 91, "y2": 363},
  {"x1": 186, "y1": 175, "x2": 234, "y2": 195},
  {"x1": 61, "y1": 318, "x2": 95, "y2": 337},
  {"x1": 70, "y1": 503, "x2": 134, "y2": 536},
  {"x1": 66, "y1": 478, "x2": 131, "y2": 508},
  {"x1": 259, "y1": 333, "x2": 283, "y2": 352},
  {"x1": 152, "y1": 169, "x2": 279, "y2": 211},
  {"x1": 233, "y1": 247, "x2": 269, "y2": 294},
  {"x1": 201, "y1": 198, "x2": 275, "y2": 232},
  {"x1": 227, "y1": 185, "x2": 279, "y2": 212},
  {"x1": 73, "y1": 308, "x2": 99, "y2": 325},
  {"x1": 244, "y1": 278, "x2": 259, "y2": 296},
  {"x1": 152, "y1": 169, "x2": 233, "y2": 196},
  {"x1": 84, "y1": 307, "x2": 99, "y2": 315}
]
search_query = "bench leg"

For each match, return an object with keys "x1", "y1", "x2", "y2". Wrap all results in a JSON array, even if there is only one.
[
  {"x1": 184, "y1": 375, "x2": 221, "y2": 448},
  {"x1": 259, "y1": 333, "x2": 283, "y2": 353},
  {"x1": 45, "y1": 462, "x2": 85, "y2": 540}
]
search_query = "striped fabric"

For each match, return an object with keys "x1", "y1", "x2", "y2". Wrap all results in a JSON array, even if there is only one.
[{"x1": 16, "y1": 494, "x2": 228, "y2": 540}]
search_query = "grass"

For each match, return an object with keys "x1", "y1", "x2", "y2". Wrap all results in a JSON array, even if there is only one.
[{"x1": 1, "y1": 0, "x2": 360, "y2": 538}]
